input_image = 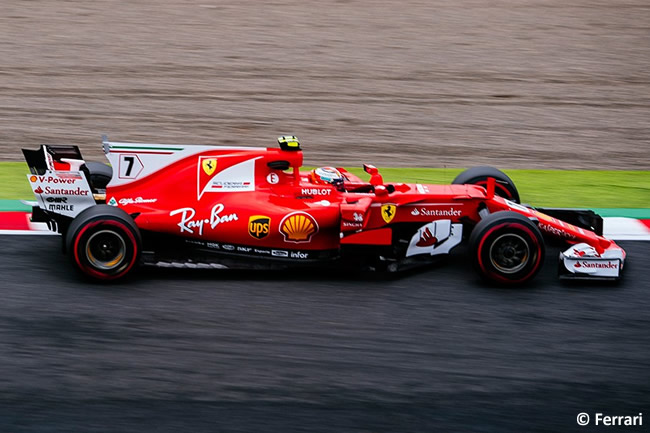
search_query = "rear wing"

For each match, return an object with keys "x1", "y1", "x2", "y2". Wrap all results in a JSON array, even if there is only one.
[
  {"x1": 22, "y1": 145, "x2": 96, "y2": 227},
  {"x1": 22, "y1": 144, "x2": 85, "y2": 174}
]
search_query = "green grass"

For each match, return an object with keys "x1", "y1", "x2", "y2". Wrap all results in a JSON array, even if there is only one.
[
  {"x1": 344, "y1": 167, "x2": 650, "y2": 208},
  {"x1": 1, "y1": 162, "x2": 648, "y2": 209},
  {"x1": 0, "y1": 162, "x2": 34, "y2": 200}
]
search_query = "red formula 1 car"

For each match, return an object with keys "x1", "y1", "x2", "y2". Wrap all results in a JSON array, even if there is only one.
[{"x1": 22, "y1": 135, "x2": 625, "y2": 284}]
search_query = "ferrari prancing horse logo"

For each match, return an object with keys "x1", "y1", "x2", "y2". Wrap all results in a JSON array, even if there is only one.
[
  {"x1": 202, "y1": 158, "x2": 217, "y2": 176},
  {"x1": 381, "y1": 204, "x2": 397, "y2": 224}
]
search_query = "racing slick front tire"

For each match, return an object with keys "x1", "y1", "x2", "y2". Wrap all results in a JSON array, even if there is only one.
[
  {"x1": 469, "y1": 211, "x2": 545, "y2": 285},
  {"x1": 65, "y1": 205, "x2": 141, "y2": 281},
  {"x1": 452, "y1": 166, "x2": 520, "y2": 203}
]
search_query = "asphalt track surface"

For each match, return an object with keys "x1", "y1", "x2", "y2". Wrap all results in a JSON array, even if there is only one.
[{"x1": 0, "y1": 235, "x2": 648, "y2": 432}]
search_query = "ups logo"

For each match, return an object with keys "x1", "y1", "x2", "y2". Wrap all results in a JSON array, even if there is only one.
[{"x1": 248, "y1": 215, "x2": 271, "y2": 239}]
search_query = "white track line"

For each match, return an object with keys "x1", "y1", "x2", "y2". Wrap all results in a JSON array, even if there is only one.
[
  {"x1": 0, "y1": 230, "x2": 58, "y2": 235},
  {"x1": 603, "y1": 217, "x2": 650, "y2": 241}
]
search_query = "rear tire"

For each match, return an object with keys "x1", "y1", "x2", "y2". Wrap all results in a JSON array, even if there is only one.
[
  {"x1": 452, "y1": 166, "x2": 520, "y2": 203},
  {"x1": 469, "y1": 211, "x2": 544, "y2": 285},
  {"x1": 81, "y1": 161, "x2": 113, "y2": 190},
  {"x1": 65, "y1": 205, "x2": 141, "y2": 281}
]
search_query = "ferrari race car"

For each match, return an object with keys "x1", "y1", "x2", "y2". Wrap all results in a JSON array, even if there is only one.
[{"x1": 22, "y1": 135, "x2": 626, "y2": 284}]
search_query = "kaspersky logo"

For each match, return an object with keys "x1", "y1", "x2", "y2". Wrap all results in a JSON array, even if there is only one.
[
  {"x1": 280, "y1": 212, "x2": 318, "y2": 243},
  {"x1": 248, "y1": 215, "x2": 270, "y2": 239}
]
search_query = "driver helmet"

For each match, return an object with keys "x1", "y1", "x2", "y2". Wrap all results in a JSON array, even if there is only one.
[{"x1": 310, "y1": 166, "x2": 344, "y2": 185}]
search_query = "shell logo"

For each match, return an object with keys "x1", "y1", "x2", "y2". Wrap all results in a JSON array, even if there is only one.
[
  {"x1": 280, "y1": 212, "x2": 319, "y2": 243},
  {"x1": 29, "y1": 175, "x2": 38, "y2": 182}
]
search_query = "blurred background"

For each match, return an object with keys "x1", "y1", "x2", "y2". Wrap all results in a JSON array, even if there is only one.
[{"x1": 0, "y1": 0, "x2": 648, "y2": 168}]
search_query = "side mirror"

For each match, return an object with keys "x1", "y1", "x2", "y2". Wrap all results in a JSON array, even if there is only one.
[
  {"x1": 363, "y1": 164, "x2": 383, "y2": 186},
  {"x1": 363, "y1": 164, "x2": 378, "y2": 175},
  {"x1": 374, "y1": 185, "x2": 389, "y2": 196}
]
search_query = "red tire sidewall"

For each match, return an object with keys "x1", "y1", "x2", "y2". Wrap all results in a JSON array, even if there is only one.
[
  {"x1": 72, "y1": 219, "x2": 139, "y2": 280},
  {"x1": 476, "y1": 221, "x2": 543, "y2": 284}
]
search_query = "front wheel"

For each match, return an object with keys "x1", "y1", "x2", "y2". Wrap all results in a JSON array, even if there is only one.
[
  {"x1": 65, "y1": 205, "x2": 141, "y2": 281},
  {"x1": 469, "y1": 211, "x2": 545, "y2": 285}
]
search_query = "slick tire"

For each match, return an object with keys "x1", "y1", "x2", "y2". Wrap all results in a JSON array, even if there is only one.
[
  {"x1": 469, "y1": 211, "x2": 545, "y2": 285},
  {"x1": 452, "y1": 166, "x2": 520, "y2": 203},
  {"x1": 66, "y1": 205, "x2": 141, "y2": 281}
]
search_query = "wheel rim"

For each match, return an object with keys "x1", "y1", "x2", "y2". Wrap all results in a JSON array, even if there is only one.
[
  {"x1": 86, "y1": 230, "x2": 126, "y2": 270},
  {"x1": 488, "y1": 233, "x2": 530, "y2": 274}
]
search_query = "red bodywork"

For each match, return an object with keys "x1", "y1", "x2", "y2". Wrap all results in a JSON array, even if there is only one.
[{"x1": 104, "y1": 145, "x2": 622, "y2": 258}]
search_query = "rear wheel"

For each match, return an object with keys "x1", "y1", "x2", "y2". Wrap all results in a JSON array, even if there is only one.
[
  {"x1": 469, "y1": 211, "x2": 544, "y2": 285},
  {"x1": 81, "y1": 161, "x2": 113, "y2": 191},
  {"x1": 452, "y1": 166, "x2": 520, "y2": 203},
  {"x1": 65, "y1": 205, "x2": 141, "y2": 281}
]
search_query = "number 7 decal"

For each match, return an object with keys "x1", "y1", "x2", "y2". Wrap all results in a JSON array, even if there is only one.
[{"x1": 118, "y1": 154, "x2": 144, "y2": 179}]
